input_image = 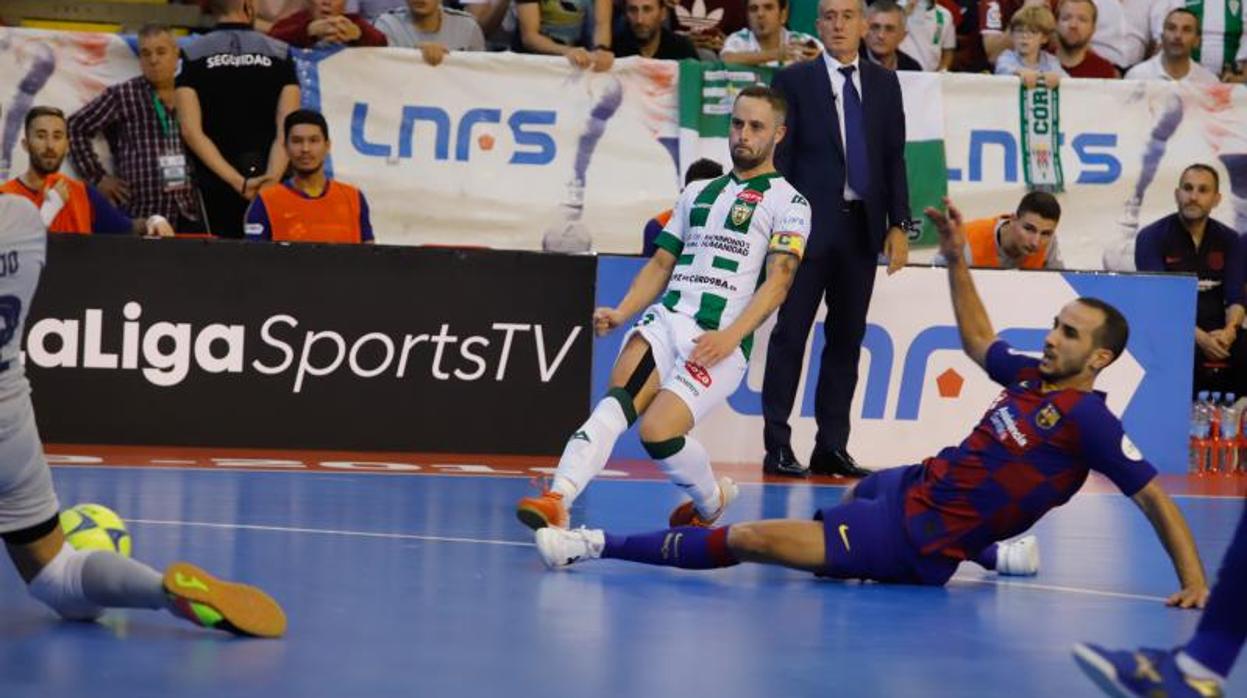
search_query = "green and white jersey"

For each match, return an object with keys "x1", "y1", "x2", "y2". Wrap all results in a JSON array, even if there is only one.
[{"x1": 652, "y1": 171, "x2": 810, "y2": 357}]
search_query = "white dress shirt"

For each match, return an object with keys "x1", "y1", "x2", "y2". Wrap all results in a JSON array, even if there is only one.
[{"x1": 822, "y1": 52, "x2": 864, "y2": 201}]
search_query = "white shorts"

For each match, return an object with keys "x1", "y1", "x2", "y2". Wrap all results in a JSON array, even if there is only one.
[
  {"x1": 0, "y1": 398, "x2": 58, "y2": 535},
  {"x1": 621, "y1": 303, "x2": 747, "y2": 424}
]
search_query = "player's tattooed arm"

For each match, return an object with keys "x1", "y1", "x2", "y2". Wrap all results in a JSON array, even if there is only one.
[{"x1": 692, "y1": 251, "x2": 800, "y2": 367}]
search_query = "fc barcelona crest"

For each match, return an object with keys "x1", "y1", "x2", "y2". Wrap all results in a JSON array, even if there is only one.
[
  {"x1": 1036, "y1": 403, "x2": 1061, "y2": 430},
  {"x1": 730, "y1": 201, "x2": 752, "y2": 227}
]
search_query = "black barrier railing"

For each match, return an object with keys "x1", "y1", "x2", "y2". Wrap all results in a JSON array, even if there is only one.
[{"x1": 26, "y1": 236, "x2": 595, "y2": 455}]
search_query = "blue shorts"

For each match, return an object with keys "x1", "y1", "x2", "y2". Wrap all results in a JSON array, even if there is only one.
[{"x1": 814, "y1": 465, "x2": 959, "y2": 586}]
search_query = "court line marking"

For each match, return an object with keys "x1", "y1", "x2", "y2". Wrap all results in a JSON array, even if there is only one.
[
  {"x1": 129, "y1": 517, "x2": 1170, "y2": 603},
  {"x1": 52, "y1": 464, "x2": 1247, "y2": 500},
  {"x1": 949, "y1": 576, "x2": 1167, "y2": 603},
  {"x1": 128, "y1": 518, "x2": 536, "y2": 548}
]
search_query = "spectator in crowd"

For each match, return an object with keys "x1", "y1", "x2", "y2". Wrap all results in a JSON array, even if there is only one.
[
  {"x1": 375, "y1": 0, "x2": 486, "y2": 62},
  {"x1": 176, "y1": 0, "x2": 301, "y2": 238},
  {"x1": 267, "y1": 0, "x2": 388, "y2": 47},
  {"x1": 979, "y1": 0, "x2": 1023, "y2": 65},
  {"x1": 0, "y1": 107, "x2": 174, "y2": 236},
  {"x1": 1154, "y1": 0, "x2": 1246, "y2": 80},
  {"x1": 67, "y1": 24, "x2": 204, "y2": 233},
  {"x1": 1077, "y1": 0, "x2": 1129, "y2": 71},
  {"x1": 457, "y1": 0, "x2": 515, "y2": 50},
  {"x1": 1124, "y1": 7, "x2": 1220, "y2": 84},
  {"x1": 949, "y1": 0, "x2": 989, "y2": 71},
  {"x1": 641, "y1": 158, "x2": 723, "y2": 257},
  {"x1": 932, "y1": 191, "x2": 1064, "y2": 269},
  {"x1": 1055, "y1": 0, "x2": 1119, "y2": 77},
  {"x1": 898, "y1": 0, "x2": 957, "y2": 71},
  {"x1": 995, "y1": 5, "x2": 1066, "y2": 87},
  {"x1": 254, "y1": 0, "x2": 304, "y2": 30},
  {"x1": 614, "y1": 0, "x2": 700, "y2": 59},
  {"x1": 244, "y1": 109, "x2": 373, "y2": 243},
  {"x1": 515, "y1": 0, "x2": 615, "y2": 71},
  {"x1": 1135, "y1": 164, "x2": 1245, "y2": 396},
  {"x1": 721, "y1": 0, "x2": 824, "y2": 67},
  {"x1": 861, "y1": 0, "x2": 924, "y2": 70},
  {"x1": 1119, "y1": 0, "x2": 1165, "y2": 69},
  {"x1": 671, "y1": 0, "x2": 749, "y2": 57}
]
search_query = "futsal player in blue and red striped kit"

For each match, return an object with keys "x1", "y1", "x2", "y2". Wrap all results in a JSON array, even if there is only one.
[{"x1": 535, "y1": 198, "x2": 1211, "y2": 609}]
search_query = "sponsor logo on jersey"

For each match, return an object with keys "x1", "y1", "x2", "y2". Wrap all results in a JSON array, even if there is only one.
[
  {"x1": 684, "y1": 360, "x2": 712, "y2": 387},
  {"x1": 1121, "y1": 434, "x2": 1143, "y2": 461},
  {"x1": 790, "y1": 193, "x2": 808, "y2": 206},
  {"x1": 1035, "y1": 403, "x2": 1061, "y2": 430},
  {"x1": 989, "y1": 405, "x2": 1029, "y2": 447},
  {"x1": 736, "y1": 189, "x2": 764, "y2": 204}
]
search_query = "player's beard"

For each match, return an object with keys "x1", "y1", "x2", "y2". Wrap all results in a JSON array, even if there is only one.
[
  {"x1": 1038, "y1": 349, "x2": 1087, "y2": 382},
  {"x1": 30, "y1": 151, "x2": 64, "y2": 178},
  {"x1": 730, "y1": 141, "x2": 770, "y2": 171}
]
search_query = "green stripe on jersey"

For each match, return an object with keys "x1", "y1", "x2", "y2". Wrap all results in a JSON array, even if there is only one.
[
  {"x1": 694, "y1": 292, "x2": 728, "y2": 330},
  {"x1": 711, "y1": 256, "x2": 739, "y2": 271},
  {"x1": 654, "y1": 231, "x2": 683, "y2": 256},
  {"x1": 677, "y1": 254, "x2": 695, "y2": 266},
  {"x1": 689, "y1": 174, "x2": 732, "y2": 228},
  {"x1": 661, "y1": 290, "x2": 681, "y2": 311}
]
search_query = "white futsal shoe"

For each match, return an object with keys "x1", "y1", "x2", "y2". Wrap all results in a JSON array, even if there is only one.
[
  {"x1": 535, "y1": 527, "x2": 605, "y2": 570},
  {"x1": 996, "y1": 534, "x2": 1040, "y2": 576}
]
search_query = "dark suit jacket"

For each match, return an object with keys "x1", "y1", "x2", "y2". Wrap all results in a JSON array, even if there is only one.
[{"x1": 772, "y1": 57, "x2": 910, "y2": 254}]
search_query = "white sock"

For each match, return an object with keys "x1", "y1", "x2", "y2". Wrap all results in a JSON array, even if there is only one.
[
  {"x1": 651, "y1": 436, "x2": 720, "y2": 517},
  {"x1": 1177, "y1": 651, "x2": 1225, "y2": 683},
  {"x1": 550, "y1": 393, "x2": 631, "y2": 504}
]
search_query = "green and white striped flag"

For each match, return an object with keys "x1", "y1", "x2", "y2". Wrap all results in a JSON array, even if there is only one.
[{"x1": 676, "y1": 62, "x2": 949, "y2": 246}]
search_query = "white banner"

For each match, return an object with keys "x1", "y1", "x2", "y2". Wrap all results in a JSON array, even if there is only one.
[
  {"x1": 939, "y1": 73, "x2": 1247, "y2": 271},
  {"x1": 315, "y1": 50, "x2": 680, "y2": 253}
]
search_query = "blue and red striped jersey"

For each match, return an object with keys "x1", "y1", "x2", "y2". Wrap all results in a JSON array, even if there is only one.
[{"x1": 902, "y1": 340, "x2": 1157, "y2": 559}]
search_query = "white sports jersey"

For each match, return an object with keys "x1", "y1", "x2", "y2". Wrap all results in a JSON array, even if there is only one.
[
  {"x1": 721, "y1": 28, "x2": 825, "y2": 67},
  {"x1": 653, "y1": 171, "x2": 810, "y2": 357},
  {"x1": 898, "y1": 0, "x2": 957, "y2": 72},
  {"x1": 0, "y1": 196, "x2": 45, "y2": 406}
]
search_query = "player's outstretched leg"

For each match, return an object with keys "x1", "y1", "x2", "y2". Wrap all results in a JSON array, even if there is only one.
[
  {"x1": 970, "y1": 535, "x2": 1040, "y2": 576},
  {"x1": 535, "y1": 519, "x2": 826, "y2": 572},
  {"x1": 1073, "y1": 506, "x2": 1246, "y2": 697},
  {"x1": 8, "y1": 515, "x2": 286, "y2": 637},
  {"x1": 517, "y1": 335, "x2": 659, "y2": 530}
]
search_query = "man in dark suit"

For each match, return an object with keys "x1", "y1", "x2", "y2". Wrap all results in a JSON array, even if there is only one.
[{"x1": 762, "y1": 0, "x2": 913, "y2": 478}]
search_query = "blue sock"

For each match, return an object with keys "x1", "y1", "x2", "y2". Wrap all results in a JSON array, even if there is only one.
[
  {"x1": 602, "y1": 526, "x2": 739, "y2": 570},
  {"x1": 973, "y1": 544, "x2": 998, "y2": 571},
  {"x1": 1186, "y1": 506, "x2": 1247, "y2": 678}
]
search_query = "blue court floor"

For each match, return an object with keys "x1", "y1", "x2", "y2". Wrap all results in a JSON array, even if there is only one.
[{"x1": 0, "y1": 460, "x2": 1243, "y2": 698}]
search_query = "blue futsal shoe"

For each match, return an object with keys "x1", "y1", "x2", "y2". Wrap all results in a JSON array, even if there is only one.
[{"x1": 1072, "y1": 644, "x2": 1223, "y2": 697}]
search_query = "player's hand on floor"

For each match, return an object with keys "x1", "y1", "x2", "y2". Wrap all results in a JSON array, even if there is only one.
[
  {"x1": 691, "y1": 330, "x2": 736, "y2": 367},
  {"x1": 593, "y1": 307, "x2": 625, "y2": 336},
  {"x1": 1166, "y1": 585, "x2": 1210, "y2": 609}
]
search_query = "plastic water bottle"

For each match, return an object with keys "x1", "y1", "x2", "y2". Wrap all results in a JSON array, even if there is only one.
[
  {"x1": 1190, "y1": 391, "x2": 1212, "y2": 475},
  {"x1": 1209, "y1": 392, "x2": 1224, "y2": 473},
  {"x1": 1220, "y1": 394, "x2": 1239, "y2": 474}
]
